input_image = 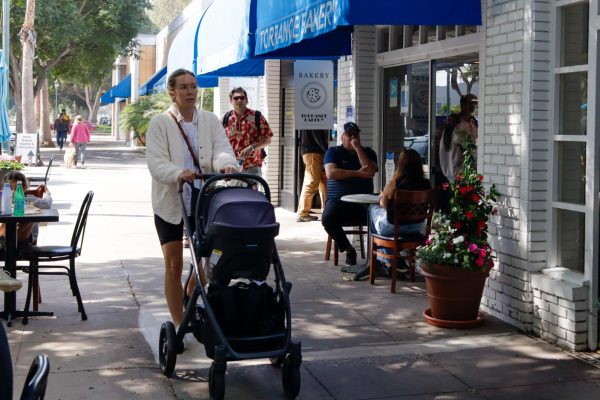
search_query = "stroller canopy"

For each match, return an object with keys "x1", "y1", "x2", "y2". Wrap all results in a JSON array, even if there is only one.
[{"x1": 202, "y1": 188, "x2": 275, "y2": 232}]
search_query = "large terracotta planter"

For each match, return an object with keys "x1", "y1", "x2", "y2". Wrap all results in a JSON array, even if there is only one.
[{"x1": 420, "y1": 262, "x2": 489, "y2": 328}]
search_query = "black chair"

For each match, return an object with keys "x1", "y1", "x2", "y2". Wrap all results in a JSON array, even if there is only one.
[
  {"x1": 21, "y1": 191, "x2": 94, "y2": 324},
  {"x1": 28, "y1": 155, "x2": 53, "y2": 186},
  {"x1": 1, "y1": 323, "x2": 50, "y2": 400},
  {"x1": 20, "y1": 354, "x2": 50, "y2": 400}
]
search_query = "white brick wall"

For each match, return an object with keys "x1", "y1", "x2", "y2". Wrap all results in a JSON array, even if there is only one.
[
  {"x1": 531, "y1": 273, "x2": 589, "y2": 351},
  {"x1": 337, "y1": 26, "x2": 376, "y2": 147},
  {"x1": 479, "y1": 0, "x2": 583, "y2": 347}
]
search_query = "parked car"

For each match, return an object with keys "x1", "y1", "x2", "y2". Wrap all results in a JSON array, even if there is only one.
[
  {"x1": 404, "y1": 134, "x2": 429, "y2": 164},
  {"x1": 99, "y1": 116, "x2": 111, "y2": 125}
]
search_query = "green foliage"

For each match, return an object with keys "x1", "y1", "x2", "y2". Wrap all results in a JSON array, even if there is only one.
[
  {"x1": 417, "y1": 140, "x2": 500, "y2": 272},
  {"x1": 10, "y1": 0, "x2": 152, "y2": 87},
  {"x1": 146, "y1": 0, "x2": 192, "y2": 31},
  {"x1": 0, "y1": 156, "x2": 24, "y2": 171},
  {"x1": 120, "y1": 92, "x2": 171, "y2": 146}
]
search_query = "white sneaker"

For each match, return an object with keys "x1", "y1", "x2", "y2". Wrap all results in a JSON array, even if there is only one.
[{"x1": 0, "y1": 269, "x2": 22, "y2": 292}]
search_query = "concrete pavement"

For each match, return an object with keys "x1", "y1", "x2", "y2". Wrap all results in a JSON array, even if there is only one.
[{"x1": 3, "y1": 134, "x2": 600, "y2": 399}]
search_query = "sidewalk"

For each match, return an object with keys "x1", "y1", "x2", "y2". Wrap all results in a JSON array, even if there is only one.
[{"x1": 3, "y1": 134, "x2": 600, "y2": 399}]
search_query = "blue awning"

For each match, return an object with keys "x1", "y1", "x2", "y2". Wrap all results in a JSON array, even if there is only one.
[
  {"x1": 139, "y1": 66, "x2": 167, "y2": 95},
  {"x1": 165, "y1": 9, "x2": 228, "y2": 84},
  {"x1": 100, "y1": 74, "x2": 131, "y2": 105},
  {"x1": 195, "y1": 0, "x2": 264, "y2": 77},
  {"x1": 255, "y1": 0, "x2": 482, "y2": 57}
]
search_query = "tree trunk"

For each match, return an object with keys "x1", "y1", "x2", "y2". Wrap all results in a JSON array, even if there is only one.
[
  {"x1": 34, "y1": 87, "x2": 40, "y2": 128},
  {"x1": 39, "y1": 79, "x2": 53, "y2": 147},
  {"x1": 9, "y1": 51, "x2": 22, "y2": 133},
  {"x1": 20, "y1": 0, "x2": 37, "y2": 136}
]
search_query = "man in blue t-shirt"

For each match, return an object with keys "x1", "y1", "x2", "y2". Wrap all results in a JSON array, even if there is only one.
[{"x1": 322, "y1": 122, "x2": 378, "y2": 267}]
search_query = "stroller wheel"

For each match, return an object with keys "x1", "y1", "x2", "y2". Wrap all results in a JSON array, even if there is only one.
[
  {"x1": 209, "y1": 362, "x2": 226, "y2": 400},
  {"x1": 159, "y1": 321, "x2": 177, "y2": 377},
  {"x1": 282, "y1": 355, "x2": 301, "y2": 399},
  {"x1": 269, "y1": 356, "x2": 284, "y2": 367}
]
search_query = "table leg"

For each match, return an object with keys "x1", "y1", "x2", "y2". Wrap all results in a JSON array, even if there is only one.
[
  {"x1": 1, "y1": 222, "x2": 18, "y2": 325},
  {"x1": 1, "y1": 223, "x2": 54, "y2": 324},
  {"x1": 354, "y1": 206, "x2": 373, "y2": 281}
]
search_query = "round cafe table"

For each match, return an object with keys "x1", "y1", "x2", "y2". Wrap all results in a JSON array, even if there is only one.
[{"x1": 340, "y1": 193, "x2": 380, "y2": 281}]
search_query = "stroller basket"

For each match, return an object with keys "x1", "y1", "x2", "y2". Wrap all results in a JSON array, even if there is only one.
[{"x1": 199, "y1": 281, "x2": 287, "y2": 358}]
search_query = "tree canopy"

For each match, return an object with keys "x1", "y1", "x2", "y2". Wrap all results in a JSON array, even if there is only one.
[
  {"x1": 9, "y1": 0, "x2": 152, "y2": 90},
  {"x1": 145, "y1": 0, "x2": 192, "y2": 33}
]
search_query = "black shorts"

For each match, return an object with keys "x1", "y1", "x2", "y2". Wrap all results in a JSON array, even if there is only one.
[{"x1": 153, "y1": 215, "x2": 195, "y2": 246}]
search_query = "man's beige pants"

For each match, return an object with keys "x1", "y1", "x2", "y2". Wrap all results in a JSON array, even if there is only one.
[{"x1": 297, "y1": 153, "x2": 326, "y2": 217}]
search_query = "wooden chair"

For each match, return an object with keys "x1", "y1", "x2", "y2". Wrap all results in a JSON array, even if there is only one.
[
  {"x1": 370, "y1": 189, "x2": 435, "y2": 293},
  {"x1": 21, "y1": 191, "x2": 94, "y2": 324},
  {"x1": 325, "y1": 224, "x2": 366, "y2": 266}
]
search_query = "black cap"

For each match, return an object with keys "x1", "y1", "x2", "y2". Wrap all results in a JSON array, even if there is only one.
[{"x1": 343, "y1": 122, "x2": 361, "y2": 134}]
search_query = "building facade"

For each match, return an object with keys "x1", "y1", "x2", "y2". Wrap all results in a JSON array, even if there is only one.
[{"x1": 111, "y1": 0, "x2": 599, "y2": 351}]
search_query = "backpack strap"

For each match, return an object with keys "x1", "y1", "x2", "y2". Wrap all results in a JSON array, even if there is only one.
[
  {"x1": 222, "y1": 110, "x2": 233, "y2": 128},
  {"x1": 254, "y1": 110, "x2": 261, "y2": 131}
]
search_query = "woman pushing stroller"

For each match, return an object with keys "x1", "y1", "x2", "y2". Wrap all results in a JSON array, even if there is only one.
[{"x1": 146, "y1": 69, "x2": 238, "y2": 340}]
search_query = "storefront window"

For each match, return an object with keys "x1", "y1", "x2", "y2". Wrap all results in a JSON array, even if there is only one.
[
  {"x1": 551, "y1": 1, "x2": 589, "y2": 274},
  {"x1": 557, "y1": 209, "x2": 585, "y2": 272},
  {"x1": 382, "y1": 62, "x2": 430, "y2": 180},
  {"x1": 560, "y1": 3, "x2": 588, "y2": 67},
  {"x1": 557, "y1": 141, "x2": 586, "y2": 204},
  {"x1": 559, "y1": 72, "x2": 587, "y2": 135},
  {"x1": 432, "y1": 55, "x2": 479, "y2": 178}
]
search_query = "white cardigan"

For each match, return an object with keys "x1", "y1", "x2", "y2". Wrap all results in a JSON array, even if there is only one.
[{"x1": 146, "y1": 108, "x2": 238, "y2": 224}]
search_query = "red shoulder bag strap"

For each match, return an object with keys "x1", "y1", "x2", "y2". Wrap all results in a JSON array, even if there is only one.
[{"x1": 168, "y1": 111, "x2": 203, "y2": 174}]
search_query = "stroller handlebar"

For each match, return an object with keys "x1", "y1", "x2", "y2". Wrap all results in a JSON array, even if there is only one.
[{"x1": 178, "y1": 173, "x2": 271, "y2": 201}]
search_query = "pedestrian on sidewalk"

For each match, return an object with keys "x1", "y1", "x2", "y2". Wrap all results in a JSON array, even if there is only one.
[
  {"x1": 146, "y1": 69, "x2": 238, "y2": 333},
  {"x1": 70, "y1": 115, "x2": 91, "y2": 168},
  {"x1": 296, "y1": 130, "x2": 328, "y2": 222},
  {"x1": 222, "y1": 87, "x2": 272, "y2": 177},
  {"x1": 54, "y1": 109, "x2": 70, "y2": 150}
]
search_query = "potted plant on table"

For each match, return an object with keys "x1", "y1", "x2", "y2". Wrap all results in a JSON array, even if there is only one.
[{"x1": 416, "y1": 141, "x2": 499, "y2": 328}]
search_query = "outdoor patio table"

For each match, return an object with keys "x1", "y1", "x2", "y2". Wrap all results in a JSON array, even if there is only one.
[
  {"x1": 340, "y1": 193, "x2": 380, "y2": 281},
  {"x1": 0, "y1": 207, "x2": 59, "y2": 326}
]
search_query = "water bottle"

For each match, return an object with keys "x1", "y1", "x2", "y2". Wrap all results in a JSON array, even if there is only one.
[
  {"x1": 13, "y1": 181, "x2": 25, "y2": 216},
  {"x1": 1, "y1": 182, "x2": 11, "y2": 215}
]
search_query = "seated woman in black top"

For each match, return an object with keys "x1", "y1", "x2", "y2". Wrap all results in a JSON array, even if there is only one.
[{"x1": 369, "y1": 148, "x2": 431, "y2": 237}]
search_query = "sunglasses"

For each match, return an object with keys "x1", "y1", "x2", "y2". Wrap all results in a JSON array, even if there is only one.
[{"x1": 232, "y1": 96, "x2": 246, "y2": 101}]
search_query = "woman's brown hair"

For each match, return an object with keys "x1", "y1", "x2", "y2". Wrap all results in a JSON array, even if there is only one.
[
  {"x1": 381, "y1": 148, "x2": 424, "y2": 200},
  {"x1": 167, "y1": 69, "x2": 196, "y2": 94},
  {"x1": 3, "y1": 170, "x2": 28, "y2": 190}
]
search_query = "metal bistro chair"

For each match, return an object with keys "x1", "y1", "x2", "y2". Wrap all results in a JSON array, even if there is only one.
[
  {"x1": 20, "y1": 354, "x2": 50, "y2": 400},
  {"x1": 28, "y1": 155, "x2": 54, "y2": 187},
  {"x1": 1, "y1": 323, "x2": 50, "y2": 400},
  {"x1": 21, "y1": 191, "x2": 94, "y2": 324},
  {"x1": 369, "y1": 189, "x2": 435, "y2": 293}
]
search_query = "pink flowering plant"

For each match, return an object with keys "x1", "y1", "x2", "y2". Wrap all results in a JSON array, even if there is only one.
[
  {"x1": 0, "y1": 154, "x2": 24, "y2": 171},
  {"x1": 417, "y1": 141, "x2": 499, "y2": 272}
]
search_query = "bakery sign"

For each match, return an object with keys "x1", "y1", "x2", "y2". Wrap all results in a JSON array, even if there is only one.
[{"x1": 294, "y1": 60, "x2": 333, "y2": 130}]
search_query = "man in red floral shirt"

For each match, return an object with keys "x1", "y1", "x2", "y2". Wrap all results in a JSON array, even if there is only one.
[{"x1": 223, "y1": 87, "x2": 273, "y2": 177}]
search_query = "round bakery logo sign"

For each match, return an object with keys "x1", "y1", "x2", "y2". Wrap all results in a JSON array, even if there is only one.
[{"x1": 301, "y1": 82, "x2": 327, "y2": 109}]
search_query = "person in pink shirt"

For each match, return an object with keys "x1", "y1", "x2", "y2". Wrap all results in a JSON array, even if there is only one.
[{"x1": 70, "y1": 115, "x2": 91, "y2": 168}]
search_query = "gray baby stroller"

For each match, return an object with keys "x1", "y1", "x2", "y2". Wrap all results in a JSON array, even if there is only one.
[{"x1": 158, "y1": 173, "x2": 301, "y2": 400}]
